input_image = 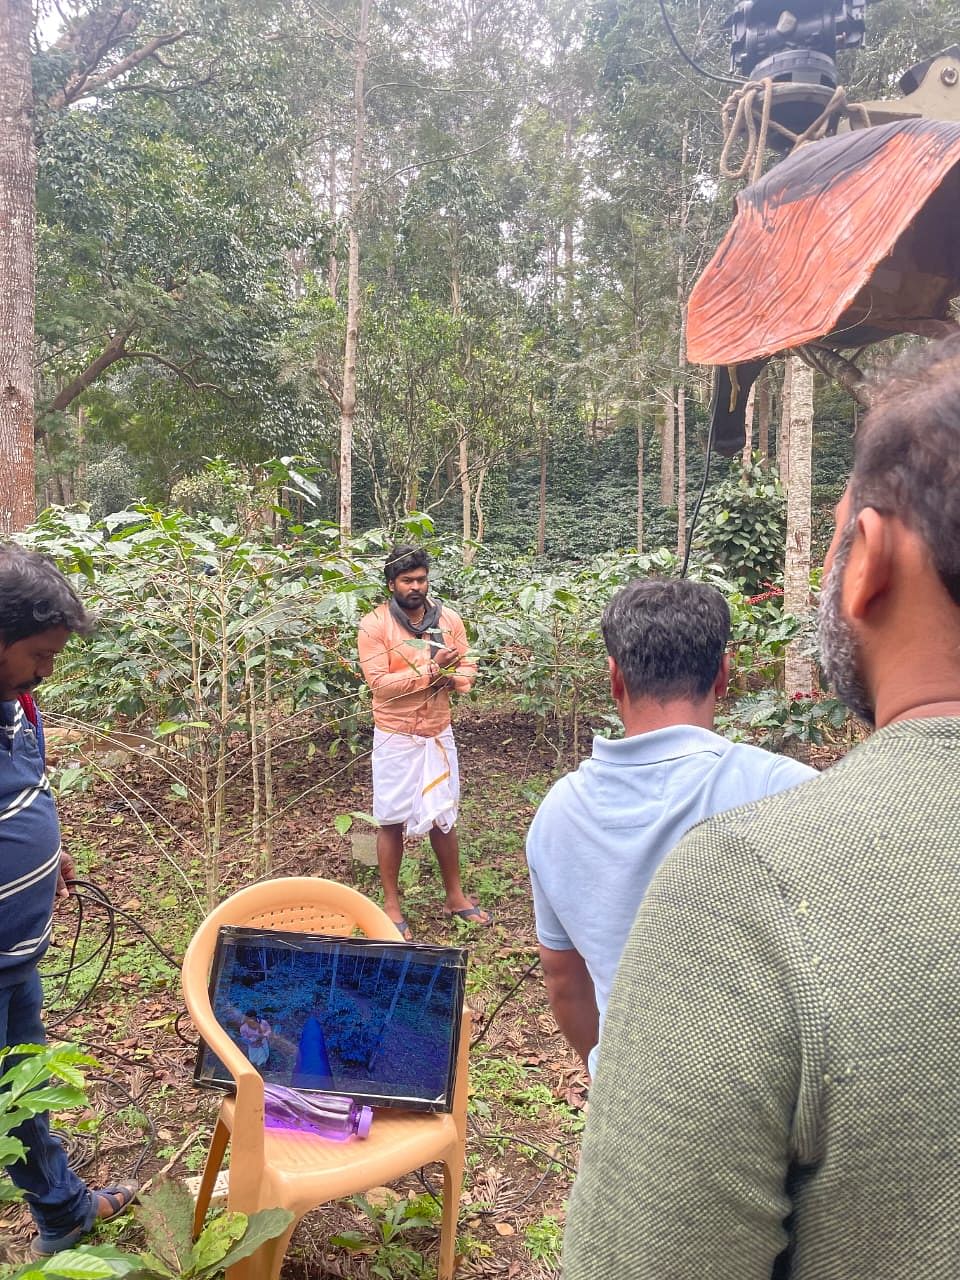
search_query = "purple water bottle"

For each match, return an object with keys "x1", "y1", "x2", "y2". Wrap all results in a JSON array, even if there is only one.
[{"x1": 263, "y1": 1085, "x2": 373, "y2": 1141}]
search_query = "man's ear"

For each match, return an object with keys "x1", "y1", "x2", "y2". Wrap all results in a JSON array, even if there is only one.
[
  {"x1": 608, "y1": 656, "x2": 625, "y2": 704},
  {"x1": 713, "y1": 652, "x2": 731, "y2": 700},
  {"x1": 844, "y1": 507, "x2": 893, "y2": 621}
]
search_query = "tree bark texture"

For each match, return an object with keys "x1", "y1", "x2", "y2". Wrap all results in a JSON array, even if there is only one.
[
  {"x1": 783, "y1": 355, "x2": 814, "y2": 696},
  {"x1": 741, "y1": 384, "x2": 756, "y2": 469},
  {"x1": 676, "y1": 381, "x2": 687, "y2": 560},
  {"x1": 675, "y1": 123, "x2": 689, "y2": 560},
  {"x1": 660, "y1": 388, "x2": 675, "y2": 507},
  {"x1": 337, "y1": 0, "x2": 372, "y2": 543},
  {"x1": 458, "y1": 430, "x2": 472, "y2": 562},
  {"x1": 636, "y1": 417, "x2": 644, "y2": 552},
  {"x1": 0, "y1": 0, "x2": 37, "y2": 532},
  {"x1": 758, "y1": 368, "x2": 770, "y2": 463},
  {"x1": 327, "y1": 141, "x2": 339, "y2": 301},
  {"x1": 537, "y1": 423, "x2": 547, "y2": 556},
  {"x1": 779, "y1": 357, "x2": 793, "y2": 490}
]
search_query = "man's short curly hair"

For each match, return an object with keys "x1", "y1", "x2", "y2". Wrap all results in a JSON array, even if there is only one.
[
  {"x1": 384, "y1": 545, "x2": 429, "y2": 586},
  {"x1": 853, "y1": 334, "x2": 960, "y2": 606},
  {"x1": 0, "y1": 544, "x2": 92, "y2": 645},
  {"x1": 601, "y1": 578, "x2": 730, "y2": 703}
]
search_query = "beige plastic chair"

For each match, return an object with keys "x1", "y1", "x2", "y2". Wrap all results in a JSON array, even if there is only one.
[{"x1": 181, "y1": 877, "x2": 469, "y2": 1280}]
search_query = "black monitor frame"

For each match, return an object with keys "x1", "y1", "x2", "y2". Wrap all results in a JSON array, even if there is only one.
[{"x1": 193, "y1": 926, "x2": 467, "y2": 1113}]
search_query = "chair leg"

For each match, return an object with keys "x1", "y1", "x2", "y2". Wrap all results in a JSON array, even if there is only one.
[
  {"x1": 226, "y1": 1218, "x2": 298, "y2": 1280},
  {"x1": 193, "y1": 1116, "x2": 230, "y2": 1238},
  {"x1": 438, "y1": 1151, "x2": 464, "y2": 1280}
]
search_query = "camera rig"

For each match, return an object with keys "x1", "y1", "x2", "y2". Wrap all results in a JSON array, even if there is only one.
[{"x1": 723, "y1": 0, "x2": 866, "y2": 134}]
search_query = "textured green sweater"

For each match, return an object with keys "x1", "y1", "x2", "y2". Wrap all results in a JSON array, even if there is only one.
[{"x1": 564, "y1": 718, "x2": 960, "y2": 1280}]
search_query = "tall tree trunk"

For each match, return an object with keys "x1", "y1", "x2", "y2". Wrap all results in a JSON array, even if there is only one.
[
  {"x1": 675, "y1": 122, "x2": 689, "y2": 560},
  {"x1": 537, "y1": 422, "x2": 547, "y2": 556},
  {"x1": 778, "y1": 358, "x2": 793, "y2": 490},
  {"x1": 783, "y1": 356, "x2": 814, "y2": 696},
  {"x1": 474, "y1": 464, "x2": 488, "y2": 547},
  {"x1": 676, "y1": 381, "x2": 687, "y2": 560},
  {"x1": 758, "y1": 368, "x2": 770, "y2": 463},
  {"x1": 741, "y1": 384, "x2": 756, "y2": 469},
  {"x1": 636, "y1": 417, "x2": 644, "y2": 552},
  {"x1": 660, "y1": 388, "x2": 675, "y2": 506},
  {"x1": 458, "y1": 430, "x2": 472, "y2": 562},
  {"x1": 0, "y1": 0, "x2": 37, "y2": 532},
  {"x1": 562, "y1": 108, "x2": 574, "y2": 304},
  {"x1": 327, "y1": 140, "x2": 339, "y2": 301},
  {"x1": 337, "y1": 0, "x2": 372, "y2": 543}
]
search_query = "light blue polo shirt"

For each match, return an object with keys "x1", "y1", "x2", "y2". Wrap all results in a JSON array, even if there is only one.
[{"x1": 526, "y1": 725, "x2": 816, "y2": 1074}]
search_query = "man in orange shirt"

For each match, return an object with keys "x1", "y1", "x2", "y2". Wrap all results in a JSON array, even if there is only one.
[{"x1": 358, "y1": 545, "x2": 490, "y2": 939}]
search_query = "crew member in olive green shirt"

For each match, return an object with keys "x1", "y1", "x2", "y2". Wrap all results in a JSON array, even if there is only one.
[{"x1": 564, "y1": 336, "x2": 960, "y2": 1280}]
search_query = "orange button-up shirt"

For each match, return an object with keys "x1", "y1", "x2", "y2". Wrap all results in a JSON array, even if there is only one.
[{"x1": 357, "y1": 601, "x2": 477, "y2": 736}]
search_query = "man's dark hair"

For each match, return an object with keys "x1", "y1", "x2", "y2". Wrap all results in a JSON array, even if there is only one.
[
  {"x1": 601, "y1": 578, "x2": 730, "y2": 702},
  {"x1": 384, "y1": 544, "x2": 429, "y2": 585},
  {"x1": 852, "y1": 334, "x2": 960, "y2": 606},
  {"x1": 0, "y1": 544, "x2": 92, "y2": 646}
]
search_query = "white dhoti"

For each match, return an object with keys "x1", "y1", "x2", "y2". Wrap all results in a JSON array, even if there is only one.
[{"x1": 372, "y1": 726, "x2": 460, "y2": 837}]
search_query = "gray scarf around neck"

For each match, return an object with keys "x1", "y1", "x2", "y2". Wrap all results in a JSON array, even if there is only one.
[{"x1": 389, "y1": 596, "x2": 443, "y2": 656}]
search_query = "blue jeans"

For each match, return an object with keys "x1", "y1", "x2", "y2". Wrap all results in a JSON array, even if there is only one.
[{"x1": 0, "y1": 969, "x2": 93, "y2": 1239}]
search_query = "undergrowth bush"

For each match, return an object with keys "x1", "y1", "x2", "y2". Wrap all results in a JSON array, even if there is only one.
[{"x1": 17, "y1": 463, "x2": 833, "y2": 905}]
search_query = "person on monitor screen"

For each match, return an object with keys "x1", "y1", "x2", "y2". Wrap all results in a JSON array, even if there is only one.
[
  {"x1": 239, "y1": 1010, "x2": 272, "y2": 1067},
  {"x1": 357, "y1": 545, "x2": 488, "y2": 941},
  {"x1": 564, "y1": 335, "x2": 960, "y2": 1279},
  {"x1": 526, "y1": 577, "x2": 815, "y2": 1076},
  {"x1": 0, "y1": 545, "x2": 136, "y2": 1256}
]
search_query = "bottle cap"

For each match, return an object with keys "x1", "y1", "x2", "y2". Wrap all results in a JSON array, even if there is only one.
[{"x1": 356, "y1": 1105, "x2": 374, "y2": 1139}]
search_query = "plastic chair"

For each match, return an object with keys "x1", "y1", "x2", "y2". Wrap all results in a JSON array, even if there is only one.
[{"x1": 181, "y1": 877, "x2": 469, "y2": 1280}]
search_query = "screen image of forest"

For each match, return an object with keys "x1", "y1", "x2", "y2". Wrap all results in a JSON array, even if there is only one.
[{"x1": 196, "y1": 930, "x2": 465, "y2": 1108}]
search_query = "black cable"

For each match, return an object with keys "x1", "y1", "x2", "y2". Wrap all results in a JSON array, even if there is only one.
[
  {"x1": 43, "y1": 884, "x2": 117, "y2": 1029},
  {"x1": 680, "y1": 407, "x2": 719, "y2": 578},
  {"x1": 174, "y1": 1008, "x2": 198, "y2": 1048},
  {"x1": 44, "y1": 881, "x2": 180, "y2": 1029},
  {"x1": 86, "y1": 1073, "x2": 160, "y2": 1181},
  {"x1": 470, "y1": 958, "x2": 541, "y2": 1048},
  {"x1": 66, "y1": 881, "x2": 181, "y2": 969},
  {"x1": 657, "y1": 0, "x2": 745, "y2": 86},
  {"x1": 469, "y1": 1124, "x2": 579, "y2": 1176}
]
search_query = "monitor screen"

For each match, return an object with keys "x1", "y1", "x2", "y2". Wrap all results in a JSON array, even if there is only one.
[{"x1": 194, "y1": 926, "x2": 467, "y2": 1112}]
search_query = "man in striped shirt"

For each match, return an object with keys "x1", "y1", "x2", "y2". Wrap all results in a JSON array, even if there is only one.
[{"x1": 0, "y1": 546, "x2": 135, "y2": 1255}]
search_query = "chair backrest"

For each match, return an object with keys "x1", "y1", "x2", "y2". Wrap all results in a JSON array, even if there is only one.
[{"x1": 182, "y1": 878, "x2": 403, "y2": 1171}]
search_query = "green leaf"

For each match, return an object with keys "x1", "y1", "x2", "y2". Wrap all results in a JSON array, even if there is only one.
[
  {"x1": 214, "y1": 1208, "x2": 294, "y2": 1272},
  {"x1": 333, "y1": 813, "x2": 353, "y2": 836},
  {"x1": 190, "y1": 1211, "x2": 246, "y2": 1272},
  {"x1": 10, "y1": 1085, "x2": 87, "y2": 1112},
  {"x1": 31, "y1": 1246, "x2": 142, "y2": 1278},
  {"x1": 132, "y1": 1179, "x2": 195, "y2": 1272},
  {"x1": 0, "y1": 1135, "x2": 27, "y2": 1163},
  {"x1": 329, "y1": 1231, "x2": 372, "y2": 1252},
  {"x1": 135, "y1": 1250, "x2": 177, "y2": 1278}
]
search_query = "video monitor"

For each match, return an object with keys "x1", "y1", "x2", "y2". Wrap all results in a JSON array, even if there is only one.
[{"x1": 194, "y1": 926, "x2": 467, "y2": 1113}]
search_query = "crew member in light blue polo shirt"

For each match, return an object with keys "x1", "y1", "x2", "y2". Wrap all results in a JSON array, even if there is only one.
[{"x1": 526, "y1": 578, "x2": 815, "y2": 1076}]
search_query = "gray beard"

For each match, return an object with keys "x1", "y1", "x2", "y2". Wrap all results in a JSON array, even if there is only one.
[{"x1": 816, "y1": 519, "x2": 876, "y2": 727}]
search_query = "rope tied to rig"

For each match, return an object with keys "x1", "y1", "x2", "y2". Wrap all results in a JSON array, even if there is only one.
[{"x1": 720, "y1": 79, "x2": 872, "y2": 182}]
